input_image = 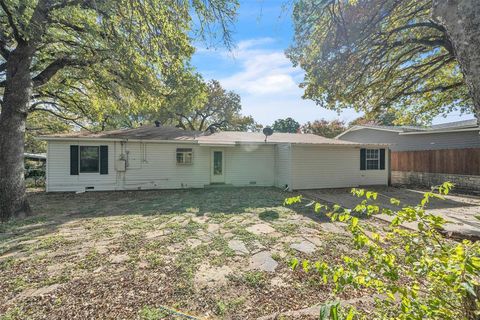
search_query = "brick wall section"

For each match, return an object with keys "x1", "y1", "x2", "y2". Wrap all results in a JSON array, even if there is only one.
[{"x1": 391, "y1": 171, "x2": 480, "y2": 191}]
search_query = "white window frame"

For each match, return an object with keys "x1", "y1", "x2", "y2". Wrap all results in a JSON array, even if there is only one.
[
  {"x1": 176, "y1": 148, "x2": 193, "y2": 165},
  {"x1": 365, "y1": 149, "x2": 380, "y2": 170}
]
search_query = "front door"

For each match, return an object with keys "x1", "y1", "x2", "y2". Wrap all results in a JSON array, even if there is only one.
[{"x1": 211, "y1": 149, "x2": 225, "y2": 183}]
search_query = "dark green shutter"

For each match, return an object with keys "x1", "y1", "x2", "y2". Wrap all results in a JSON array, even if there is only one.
[
  {"x1": 379, "y1": 148, "x2": 386, "y2": 170},
  {"x1": 360, "y1": 148, "x2": 366, "y2": 170},
  {"x1": 70, "y1": 145, "x2": 79, "y2": 175},
  {"x1": 100, "y1": 145, "x2": 108, "y2": 175}
]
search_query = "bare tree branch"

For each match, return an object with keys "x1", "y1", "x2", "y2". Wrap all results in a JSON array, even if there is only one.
[{"x1": 32, "y1": 58, "x2": 91, "y2": 87}]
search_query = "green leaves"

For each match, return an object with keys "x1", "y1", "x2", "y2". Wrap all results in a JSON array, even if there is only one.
[
  {"x1": 286, "y1": 183, "x2": 480, "y2": 319},
  {"x1": 287, "y1": 0, "x2": 471, "y2": 123},
  {"x1": 284, "y1": 195, "x2": 303, "y2": 206}
]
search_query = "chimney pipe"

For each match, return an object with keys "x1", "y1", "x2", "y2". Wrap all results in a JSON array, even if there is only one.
[{"x1": 154, "y1": 120, "x2": 160, "y2": 127}]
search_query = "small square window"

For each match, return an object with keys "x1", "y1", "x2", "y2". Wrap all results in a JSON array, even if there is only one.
[{"x1": 176, "y1": 148, "x2": 193, "y2": 164}]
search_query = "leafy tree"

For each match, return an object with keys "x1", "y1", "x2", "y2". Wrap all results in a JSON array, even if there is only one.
[
  {"x1": 350, "y1": 110, "x2": 424, "y2": 127},
  {"x1": 272, "y1": 117, "x2": 301, "y2": 133},
  {"x1": 25, "y1": 111, "x2": 71, "y2": 154},
  {"x1": 287, "y1": 0, "x2": 480, "y2": 124},
  {"x1": 157, "y1": 79, "x2": 259, "y2": 132},
  {"x1": 301, "y1": 119, "x2": 346, "y2": 138},
  {"x1": 0, "y1": 0, "x2": 237, "y2": 220},
  {"x1": 285, "y1": 182, "x2": 480, "y2": 319}
]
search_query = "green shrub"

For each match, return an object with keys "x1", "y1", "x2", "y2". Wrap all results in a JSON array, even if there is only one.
[{"x1": 286, "y1": 182, "x2": 480, "y2": 319}]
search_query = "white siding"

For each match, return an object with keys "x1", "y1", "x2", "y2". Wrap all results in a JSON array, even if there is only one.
[
  {"x1": 47, "y1": 140, "x2": 210, "y2": 192},
  {"x1": 290, "y1": 145, "x2": 388, "y2": 190},
  {"x1": 224, "y1": 144, "x2": 275, "y2": 186},
  {"x1": 47, "y1": 140, "x2": 117, "y2": 192},
  {"x1": 340, "y1": 128, "x2": 480, "y2": 151},
  {"x1": 46, "y1": 139, "x2": 387, "y2": 192},
  {"x1": 274, "y1": 144, "x2": 292, "y2": 189}
]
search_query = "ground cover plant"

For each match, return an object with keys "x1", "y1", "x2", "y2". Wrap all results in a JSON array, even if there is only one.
[
  {"x1": 285, "y1": 182, "x2": 480, "y2": 319},
  {"x1": 0, "y1": 188, "x2": 380, "y2": 319},
  {"x1": 0, "y1": 186, "x2": 478, "y2": 319}
]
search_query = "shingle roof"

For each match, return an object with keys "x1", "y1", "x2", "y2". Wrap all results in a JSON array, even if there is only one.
[
  {"x1": 354, "y1": 119, "x2": 478, "y2": 133},
  {"x1": 41, "y1": 126, "x2": 387, "y2": 146},
  {"x1": 43, "y1": 126, "x2": 201, "y2": 141},
  {"x1": 429, "y1": 119, "x2": 478, "y2": 130},
  {"x1": 197, "y1": 131, "x2": 364, "y2": 145}
]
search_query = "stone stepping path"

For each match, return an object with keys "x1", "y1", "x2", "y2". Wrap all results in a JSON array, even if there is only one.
[
  {"x1": 109, "y1": 253, "x2": 129, "y2": 264},
  {"x1": 290, "y1": 241, "x2": 316, "y2": 254},
  {"x1": 249, "y1": 251, "x2": 278, "y2": 272},
  {"x1": 228, "y1": 240, "x2": 249, "y2": 255},
  {"x1": 246, "y1": 223, "x2": 276, "y2": 235},
  {"x1": 194, "y1": 264, "x2": 232, "y2": 288}
]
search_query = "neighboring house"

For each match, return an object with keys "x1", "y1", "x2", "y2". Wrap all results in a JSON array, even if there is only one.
[
  {"x1": 336, "y1": 119, "x2": 480, "y2": 191},
  {"x1": 41, "y1": 126, "x2": 389, "y2": 192}
]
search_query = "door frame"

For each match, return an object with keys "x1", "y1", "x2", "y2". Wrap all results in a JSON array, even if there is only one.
[{"x1": 210, "y1": 149, "x2": 225, "y2": 184}]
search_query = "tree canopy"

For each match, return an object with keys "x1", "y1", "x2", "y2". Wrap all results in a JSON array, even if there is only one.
[
  {"x1": 159, "y1": 79, "x2": 259, "y2": 132},
  {"x1": 301, "y1": 119, "x2": 346, "y2": 138},
  {"x1": 0, "y1": 0, "x2": 237, "y2": 125},
  {"x1": 272, "y1": 117, "x2": 301, "y2": 133},
  {"x1": 0, "y1": 0, "x2": 238, "y2": 220},
  {"x1": 287, "y1": 0, "x2": 472, "y2": 124}
]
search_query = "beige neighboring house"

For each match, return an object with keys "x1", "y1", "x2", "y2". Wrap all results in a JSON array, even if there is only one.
[{"x1": 41, "y1": 125, "x2": 389, "y2": 192}]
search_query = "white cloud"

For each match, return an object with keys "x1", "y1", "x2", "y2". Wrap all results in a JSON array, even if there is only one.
[
  {"x1": 207, "y1": 38, "x2": 302, "y2": 95},
  {"x1": 195, "y1": 37, "x2": 362, "y2": 125}
]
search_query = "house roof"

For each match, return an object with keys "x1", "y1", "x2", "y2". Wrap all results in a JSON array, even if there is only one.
[
  {"x1": 41, "y1": 126, "x2": 387, "y2": 146},
  {"x1": 196, "y1": 131, "x2": 370, "y2": 145},
  {"x1": 42, "y1": 126, "x2": 201, "y2": 141},
  {"x1": 335, "y1": 119, "x2": 479, "y2": 139}
]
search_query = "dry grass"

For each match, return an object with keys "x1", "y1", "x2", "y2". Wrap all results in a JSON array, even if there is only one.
[{"x1": 0, "y1": 188, "x2": 381, "y2": 320}]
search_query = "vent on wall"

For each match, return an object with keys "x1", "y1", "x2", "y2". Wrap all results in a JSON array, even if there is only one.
[
  {"x1": 249, "y1": 181, "x2": 257, "y2": 185},
  {"x1": 85, "y1": 186, "x2": 95, "y2": 191}
]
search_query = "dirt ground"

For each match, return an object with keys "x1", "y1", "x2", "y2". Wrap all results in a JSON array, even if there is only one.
[
  {"x1": 0, "y1": 188, "x2": 379, "y2": 320},
  {"x1": 302, "y1": 186, "x2": 480, "y2": 239},
  {"x1": 0, "y1": 186, "x2": 477, "y2": 319}
]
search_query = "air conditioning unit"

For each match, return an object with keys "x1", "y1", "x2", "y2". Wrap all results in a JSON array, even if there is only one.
[{"x1": 116, "y1": 160, "x2": 126, "y2": 172}]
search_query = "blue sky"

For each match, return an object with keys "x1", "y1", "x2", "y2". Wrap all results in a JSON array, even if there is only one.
[{"x1": 191, "y1": 1, "x2": 471, "y2": 127}]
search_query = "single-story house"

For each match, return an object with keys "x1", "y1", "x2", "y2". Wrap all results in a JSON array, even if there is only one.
[
  {"x1": 41, "y1": 126, "x2": 389, "y2": 192},
  {"x1": 335, "y1": 119, "x2": 480, "y2": 190}
]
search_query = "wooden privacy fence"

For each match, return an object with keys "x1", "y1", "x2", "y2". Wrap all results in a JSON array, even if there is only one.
[{"x1": 391, "y1": 148, "x2": 480, "y2": 176}]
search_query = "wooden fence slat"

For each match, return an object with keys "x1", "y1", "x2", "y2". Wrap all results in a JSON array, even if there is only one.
[{"x1": 391, "y1": 148, "x2": 480, "y2": 176}]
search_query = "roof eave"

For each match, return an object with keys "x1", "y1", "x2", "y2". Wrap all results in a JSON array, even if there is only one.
[
  {"x1": 398, "y1": 127, "x2": 480, "y2": 135},
  {"x1": 39, "y1": 136, "x2": 198, "y2": 144}
]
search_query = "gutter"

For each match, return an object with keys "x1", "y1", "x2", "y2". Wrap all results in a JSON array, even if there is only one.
[{"x1": 398, "y1": 127, "x2": 480, "y2": 135}]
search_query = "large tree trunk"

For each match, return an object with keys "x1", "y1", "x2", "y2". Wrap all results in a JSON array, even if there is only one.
[
  {"x1": 0, "y1": 44, "x2": 34, "y2": 221},
  {"x1": 432, "y1": 0, "x2": 480, "y2": 123}
]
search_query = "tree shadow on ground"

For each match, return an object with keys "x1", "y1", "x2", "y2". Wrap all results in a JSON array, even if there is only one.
[{"x1": 258, "y1": 210, "x2": 280, "y2": 222}]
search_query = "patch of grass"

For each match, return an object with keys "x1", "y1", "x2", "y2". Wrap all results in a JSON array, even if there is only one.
[
  {"x1": 0, "y1": 257, "x2": 18, "y2": 271},
  {"x1": 120, "y1": 232, "x2": 143, "y2": 251},
  {"x1": 271, "y1": 252, "x2": 282, "y2": 261},
  {"x1": 274, "y1": 222, "x2": 301, "y2": 234},
  {"x1": 215, "y1": 297, "x2": 246, "y2": 316},
  {"x1": 41, "y1": 274, "x2": 70, "y2": 286},
  {"x1": 77, "y1": 248, "x2": 102, "y2": 270},
  {"x1": 0, "y1": 306, "x2": 27, "y2": 320},
  {"x1": 32, "y1": 235, "x2": 70, "y2": 251},
  {"x1": 145, "y1": 253, "x2": 164, "y2": 269},
  {"x1": 9, "y1": 276, "x2": 28, "y2": 293},
  {"x1": 239, "y1": 271, "x2": 268, "y2": 288},
  {"x1": 138, "y1": 306, "x2": 170, "y2": 319},
  {"x1": 0, "y1": 216, "x2": 47, "y2": 233}
]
